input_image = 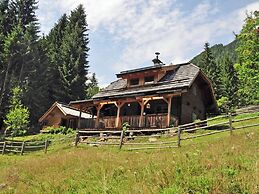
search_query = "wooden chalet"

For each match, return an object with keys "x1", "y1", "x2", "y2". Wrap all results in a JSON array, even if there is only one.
[
  {"x1": 39, "y1": 102, "x2": 93, "y2": 129},
  {"x1": 69, "y1": 54, "x2": 218, "y2": 130}
]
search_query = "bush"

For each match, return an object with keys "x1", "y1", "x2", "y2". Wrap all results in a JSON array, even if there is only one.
[
  {"x1": 42, "y1": 126, "x2": 74, "y2": 135},
  {"x1": 4, "y1": 87, "x2": 29, "y2": 137}
]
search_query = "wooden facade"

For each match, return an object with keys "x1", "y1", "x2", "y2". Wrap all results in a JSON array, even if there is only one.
[{"x1": 69, "y1": 62, "x2": 218, "y2": 130}]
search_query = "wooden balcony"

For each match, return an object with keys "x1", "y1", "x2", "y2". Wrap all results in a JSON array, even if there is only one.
[{"x1": 94, "y1": 114, "x2": 168, "y2": 129}]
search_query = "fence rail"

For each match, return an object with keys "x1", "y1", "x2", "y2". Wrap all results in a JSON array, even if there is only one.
[
  {"x1": 0, "y1": 139, "x2": 49, "y2": 155},
  {"x1": 75, "y1": 110, "x2": 259, "y2": 150}
]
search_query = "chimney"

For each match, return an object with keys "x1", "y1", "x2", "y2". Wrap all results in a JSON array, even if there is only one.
[{"x1": 152, "y1": 52, "x2": 163, "y2": 66}]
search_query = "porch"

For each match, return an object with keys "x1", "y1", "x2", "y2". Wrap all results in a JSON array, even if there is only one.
[{"x1": 74, "y1": 95, "x2": 181, "y2": 130}]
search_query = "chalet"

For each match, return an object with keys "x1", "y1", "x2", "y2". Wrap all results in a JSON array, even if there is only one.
[
  {"x1": 68, "y1": 53, "x2": 218, "y2": 130},
  {"x1": 39, "y1": 102, "x2": 93, "y2": 129}
]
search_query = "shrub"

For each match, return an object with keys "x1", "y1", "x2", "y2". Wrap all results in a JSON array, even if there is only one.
[
  {"x1": 4, "y1": 87, "x2": 29, "y2": 137},
  {"x1": 43, "y1": 126, "x2": 74, "y2": 135}
]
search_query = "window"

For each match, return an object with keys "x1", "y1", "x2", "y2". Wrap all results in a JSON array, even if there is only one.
[
  {"x1": 130, "y1": 78, "x2": 139, "y2": 86},
  {"x1": 144, "y1": 76, "x2": 154, "y2": 84}
]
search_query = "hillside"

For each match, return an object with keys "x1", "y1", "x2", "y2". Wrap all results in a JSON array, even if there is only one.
[
  {"x1": 0, "y1": 111, "x2": 258, "y2": 193},
  {"x1": 190, "y1": 39, "x2": 238, "y2": 66}
]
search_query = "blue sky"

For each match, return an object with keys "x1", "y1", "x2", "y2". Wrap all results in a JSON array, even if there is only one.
[{"x1": 37, "y1": 0, "x2": 259, "y2": 87}]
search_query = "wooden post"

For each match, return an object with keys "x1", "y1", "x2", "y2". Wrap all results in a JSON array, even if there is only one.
[
  {"x1": 116, "y1": 104, "x2": 121, "y2": 128},
  {"x1": 119, "y1": 130, "x2": 124, "y2": 149},
  {"x1": 177, "y1": 127, "x2": 181, "y2": 147},
  {"x1": 139, "y1": 101, "x2": 145, "y2": 127},
  {"x1": 2, "y1": 142, "x2": 6, "y2": 155},
  {"x1": 115, "y1": 102, "x2": 124, "y2": 128},
  {"x1": 78, "y1": 107, "x2": 82, "y2": 129},
  {"x1": 75, "y1": 132, "x2": 80, "y2": 147},
  {"x1": 20, "y1": 141, "x2": 25, "y2": 155},
  {"x1": 44, "y1": 139, "x2": 48, "y2": 154},
  {"x1": 228, "y1": 113, "x2": 233, "y2": 135},
  {"x1": 167, "y1": 97, "x2": 172, "y2": 127},
  {"x1": 95, "y1": 104, "x2": 103, "y2": 128}
]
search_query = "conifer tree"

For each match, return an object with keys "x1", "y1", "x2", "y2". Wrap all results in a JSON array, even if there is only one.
[
  {"x1": 59, "y1": 4, "x2": 89, "y2": 102},
  {"x1": 220, "y1": 55, "x2": 239, "y2": 109},
  {"x1": 201, "y1": 42, "x2": 222, "y2": 99},
  {"x1": 235, "y1": 11, "x2": 259, "y2": 105}
]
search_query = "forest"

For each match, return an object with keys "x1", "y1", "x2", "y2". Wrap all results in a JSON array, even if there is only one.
[
  {"x1": 0, "y1": 0, "x2": 258, "y2": 133},
  {"x1": 0, "y1": 0, "x2": 98, "y2": 132}
]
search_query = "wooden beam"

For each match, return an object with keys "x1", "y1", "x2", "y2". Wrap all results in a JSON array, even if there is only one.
[
  {"x1": 139, "y1": 100, "x2": 145, "y2": 127},
  {"x1": 167, "y1": 97, "x2": 172, "y2": 127},
  {"x1": 77, "y1": 107, "x2": 82, "y2": 129},
  {"x1": 95, "y1": 104, "x2": 103, "y2": 128},
  {"x1": 115, "y1": 102, "x2": 125, "y2": 128}
]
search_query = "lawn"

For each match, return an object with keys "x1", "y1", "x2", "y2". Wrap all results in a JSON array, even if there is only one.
[{"x1": 0, "y1": 114, "x2": 258, "y2": 194}]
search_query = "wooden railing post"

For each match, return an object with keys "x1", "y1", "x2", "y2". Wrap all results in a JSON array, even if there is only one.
[
  {"x1": 75, "y1": 132, "x2": 80, "y2": 147},
  {"x1": 119, "y1": 130, "x2": 125, "y2": 149},
  {"x1": 228, "y1": 113, "x2": 233, "y2": 135},
  {"x1": 2, "y1": 142, "x2": 6, "y2": 155},
  {"x1": 21, "y1": 141, "x2": 25, "y2": 155},
  {"x1": 177, "y1": 127, "x2": 181, "y2": 147},
  {"x1": 44, "y1": 139, "x2": 49, "y2": 154}
]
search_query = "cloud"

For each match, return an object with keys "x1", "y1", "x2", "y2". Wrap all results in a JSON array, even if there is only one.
[{"x1": 37, "y1": 0, "x2": 259, "y2": 86}]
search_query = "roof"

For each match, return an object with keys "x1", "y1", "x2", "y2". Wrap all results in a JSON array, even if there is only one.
[
  {"x1": 93, "y1": 63, "x2": 200, "y2": 99},
  {"x1": 39, "y1": 102, "x2": 92, "y2": 122},
  {"x1": 117, "y1": 64, "x2": 163, "y2": 77}
]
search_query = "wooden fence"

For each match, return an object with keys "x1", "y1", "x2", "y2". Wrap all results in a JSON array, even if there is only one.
[
  {"x1": 75, "y1": 110, "x2": 259, "y2": 150},
  {"x1": 0, "y1": 140, "x2": 48, "y2": 155}
]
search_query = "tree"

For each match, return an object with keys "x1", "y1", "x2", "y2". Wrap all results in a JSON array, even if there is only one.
[
  {"x1": 4, "y1": 86, "x2": 29, "y2": 137},
  {"x1": 235, "y1": 11, "x2": 259, "y2": 105},
  {"x1": 86, "y1": 73, "x2": 100, "y2": 98},
  {"x1": 45, "y1": 14, "x2": 68, "y2": 102},
  {"x1": 201, "y1": 42, "x2": 222, "y2": 99},
  {"x1": 218, "y1": 55, "x2": 239, "y2": 112},
  {"x1": 59, "y1": 4, "x2": 89, "y2": 102}
]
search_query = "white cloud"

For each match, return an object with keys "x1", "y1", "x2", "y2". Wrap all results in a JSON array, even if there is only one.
[{"x1": 37, "y1": 0, "x2": 259, "y2": 86}]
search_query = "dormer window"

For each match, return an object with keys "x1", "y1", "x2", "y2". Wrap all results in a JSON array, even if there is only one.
[
  {"x1": 130, "y1": 78, "x2": 139, "y2": 86},
  {"x1": 144, "y1": 76, "x2": 154, "y2": 84}
]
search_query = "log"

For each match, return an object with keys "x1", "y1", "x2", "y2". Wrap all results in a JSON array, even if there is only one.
[
  {"x1": 119, "y1": 130, "x2": 124, "y2": 149},
  {"x1": 21, "y1": 142, "x2": 25, "y2": 155},
  {"x1": 124, "y1": 140, "x2": 178, "y2": 145},
  {"x1": 2, "y1": 142, "x2": 6, "y2": 155},
  {"x1": 126, "y1": 145, "x2": 178, "y2": 151},
  {"x1": 181, "y1": 129, "x2": 230, "y2": 140},
  {"x1": 234, "y1": 123, "x2": 259, "y2": 130},
  {"x1": 232, "y1": 115, "x2": 259, "y2": 123}
]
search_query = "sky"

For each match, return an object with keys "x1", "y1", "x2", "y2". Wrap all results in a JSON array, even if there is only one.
[{"x1": 36, "y1": 0, "x2": 259, "y2": 87}]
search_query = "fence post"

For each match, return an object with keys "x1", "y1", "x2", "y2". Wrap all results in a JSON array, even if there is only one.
[
  {"x1": 44, "y1": 139, "x2": 48, "y2": 154},
  {"x1": 21, "y1": 141, "x2": 25, "y2": 156},
  {"x1": 177, "y1": 127, "x2": 181, "y2": 147},
  {"x1": 2, "y1": 142, "x2": 6, "y2": 155},
  {"x1": 228, "y1": 113, "x2": 233, "y2": 135},
  {"x1": 119, "y1": 130, "x2": 124, "y2": 149},
  {"x1": 75, "y1": 132, "x2": 80, "y2": 147}
]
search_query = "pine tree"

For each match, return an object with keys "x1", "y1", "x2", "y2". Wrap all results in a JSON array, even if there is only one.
[
  {"x1": 220, "y1": 55, "x2": 239, "y2": 109},
  {"x1": 235, "y1": 11, "x2": 259, "y2": 105},
  {"x1": 45, "y1": 14, "x2": 68, "y2": 102},
  {"x1": 86, "y1": 73, "x2": 100, "y2": 98},
  {"x1": 201, "y1": 42, "x2": 222, "y2": 99},
  {"x1": 59, "y1": 4, "x2": 89, "y2": 102}
]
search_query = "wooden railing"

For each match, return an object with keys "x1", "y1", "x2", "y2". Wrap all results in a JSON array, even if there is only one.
[
  {"x1": 144, "y1": 114, "x2": 167, "y2": 128},
  {"x1": 121, "y1": 115, "x2": 140, "y2": 128},
  {"x1": 97, "y1": 114, "x2": 168, "y2": 129}
]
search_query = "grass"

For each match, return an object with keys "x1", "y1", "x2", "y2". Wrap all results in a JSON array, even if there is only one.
[{"x1": 0, "y1": 113, "x2": 258, "y2": 193}]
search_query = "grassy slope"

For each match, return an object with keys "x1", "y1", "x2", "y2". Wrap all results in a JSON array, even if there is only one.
[{"x1": 0, "y1": 115, "x2": 258, "y2": 194}]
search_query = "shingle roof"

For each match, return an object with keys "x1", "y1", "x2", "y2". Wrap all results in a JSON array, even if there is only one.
[
  {"x1": 93, "y1": 63, "x2": 200, "y2": 99},
  {"x1": 39, "y1": 102, "x2": 92, "y2": 122}
]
